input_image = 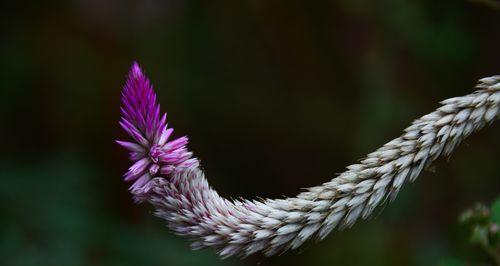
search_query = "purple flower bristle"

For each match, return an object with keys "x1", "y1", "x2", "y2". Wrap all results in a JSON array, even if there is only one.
[{"x1": 117, "y1": 62, "x2": 198, "y2": 195}]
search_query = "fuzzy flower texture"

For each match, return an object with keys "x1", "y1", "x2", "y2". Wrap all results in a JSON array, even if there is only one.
[
  {"x1": 118, "y1": 62, "x2": 500, "y2": 258},
  {"x1": 117, "y1": 62, "x2": 198, "y2": 195}
]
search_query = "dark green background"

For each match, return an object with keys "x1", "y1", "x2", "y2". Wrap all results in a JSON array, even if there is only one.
[{"x1": 1, "y1": 1, "x2": 499, "y2": 265}]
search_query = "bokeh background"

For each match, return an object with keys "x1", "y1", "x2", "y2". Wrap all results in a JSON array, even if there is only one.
[{"x1": 1, "y1": 1, "x2": 500, "y2": 265}]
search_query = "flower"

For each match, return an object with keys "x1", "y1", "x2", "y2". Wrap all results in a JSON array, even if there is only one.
[{"x1": 117, "y1": 62, "x2": 198, "y2": 194}]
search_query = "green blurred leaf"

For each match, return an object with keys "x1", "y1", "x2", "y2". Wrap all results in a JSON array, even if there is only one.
[
  {"x1": 491, "y1": 198, "x2": 500, "y2": 224},
  {"x1": 470, "y1": 226, "x2": 488, "y2": 244},
  {"x1": 459, "y1": 204, "x2": 490, "y2": 225}
]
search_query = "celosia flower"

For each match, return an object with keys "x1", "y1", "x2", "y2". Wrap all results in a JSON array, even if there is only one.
[
  {"x1": 116, "y1": 63, "x2": 500, "y2": 258},
  {"x1": 117, "y1": 62, "x2": 198, "y2": 194}
]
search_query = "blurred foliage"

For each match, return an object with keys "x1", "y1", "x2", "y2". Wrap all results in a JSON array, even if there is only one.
[
  {"x1": 438, "y1": 198, "x2": 500, "y2": 266},
  {"x1": 454, "y1": 198, "x2": 500, "y2": 265},
  {"x1": 1, "y1": 0, "x2": 500, "y2": 265}
]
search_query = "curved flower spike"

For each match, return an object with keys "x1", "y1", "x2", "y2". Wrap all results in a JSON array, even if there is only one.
[{"x1": 117, "y1": 62, "x2": 500, "y2": 258}]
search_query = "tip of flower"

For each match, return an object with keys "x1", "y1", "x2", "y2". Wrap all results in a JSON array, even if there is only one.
[
  {"x1": 130, "y1": 61, "x2": 143, "y2": 79},
  {"x1": 120, "y1": 61, "x2": 160, "y2": 141},
  {"x1": 118, "y1": 62, "x2": 200, "y2": 197}
]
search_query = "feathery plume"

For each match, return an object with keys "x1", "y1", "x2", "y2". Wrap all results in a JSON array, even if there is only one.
[
  {"x1": 117, "y1": 62, "x2": 499, "y2": 258},
  {"x1": 117, "y1": 62, "x2": 198, "y2": 196}
]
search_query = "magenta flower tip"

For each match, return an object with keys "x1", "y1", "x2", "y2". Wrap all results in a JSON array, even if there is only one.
[
  {"x1": 117, "y1": 62, "x2": 198, "y2": 194},
  {"x1": 130, "y1": 61, "x2": 143, "y2": 78}
]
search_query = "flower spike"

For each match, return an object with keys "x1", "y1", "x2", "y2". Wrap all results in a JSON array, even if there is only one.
[
  {"x1": 117, "y1": 63, "x2": 499, "y2": 258},
  {"x1": 117, "y1": 62, "x2": 198, "y2": 195}
]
